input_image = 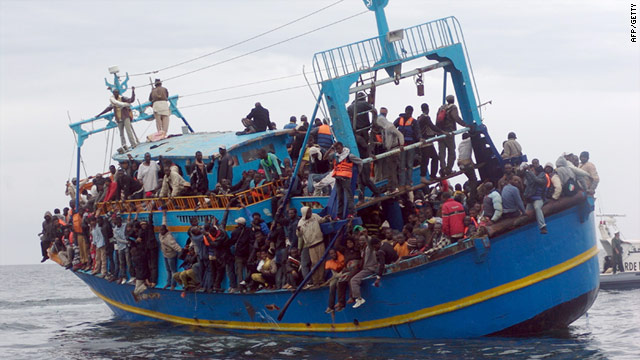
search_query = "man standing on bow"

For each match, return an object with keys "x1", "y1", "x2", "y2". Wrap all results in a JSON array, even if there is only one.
[{"x1": 149, "y1": 79, "x2": 170, "y2": 138}]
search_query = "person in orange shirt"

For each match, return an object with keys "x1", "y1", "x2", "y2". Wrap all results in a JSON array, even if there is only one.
[
  {"x1": 394, "y1": 234, "x2": 410, "y2": 258},
  {"x1": 325, "y1": 248, "x2": 345, "y2": 313}
]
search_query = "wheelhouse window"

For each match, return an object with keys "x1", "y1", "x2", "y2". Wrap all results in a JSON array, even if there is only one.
[{"x1": 241, "y1": 144, "x2": 275, "y2": 163}]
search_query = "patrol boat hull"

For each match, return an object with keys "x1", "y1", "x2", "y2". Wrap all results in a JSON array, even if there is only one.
[{"x1": 73, "y1": 201, "x2": 599, "y2": 339}]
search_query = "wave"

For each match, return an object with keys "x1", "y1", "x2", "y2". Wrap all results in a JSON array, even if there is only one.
[{"x1": 0, "y1": 297, "x2": 100, "y2": 309}]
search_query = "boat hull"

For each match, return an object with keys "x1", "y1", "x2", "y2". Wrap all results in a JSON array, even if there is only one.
[{"x1": 74, "y1": 204, "x2": 599, "y2": 338}]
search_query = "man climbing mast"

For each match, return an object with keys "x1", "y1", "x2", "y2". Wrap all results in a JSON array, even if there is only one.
[{"x1": 96, "y1": 87, "x2": 139, "y2": 150}]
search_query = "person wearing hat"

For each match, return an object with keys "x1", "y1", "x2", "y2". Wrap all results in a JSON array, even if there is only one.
[
  {"x1": 502, "y1": 132, "x2": 523, "y2": 165},
  {"x1": 611, "y1": 231, "x2": 625, "y2": 274},
  {"x1": 96, "y1": 86, "x2": 139, "y2": 150},
  {"x1": 578, "y1": 151, "x2": 599, "y2": 194},
  {"x1": 436, "y1": 95, "x2": 467, "y2": 175},
  {"x1": 149, "y1": 78, "x2": 170, "y2": 138}
]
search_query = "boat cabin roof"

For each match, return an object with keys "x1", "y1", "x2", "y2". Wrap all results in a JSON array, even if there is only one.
[{"x1": 112, "y1": 129, "x2": 292, "y2": 162}]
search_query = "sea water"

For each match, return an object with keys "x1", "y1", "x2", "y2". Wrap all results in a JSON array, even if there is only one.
[{"x1": 1, "y1": 264, "x2": 638, "y2": 359}]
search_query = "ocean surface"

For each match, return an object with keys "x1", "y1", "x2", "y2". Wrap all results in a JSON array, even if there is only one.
[{"x1": 0, "y1": 265, "x2": 638, "y2": 360}]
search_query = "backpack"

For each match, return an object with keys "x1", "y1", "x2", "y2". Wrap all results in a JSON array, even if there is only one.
[
  {"x1": 436, "y1": 104, "x2": 450, "y2": 125},
  {"x1": 562, "y1": 178, "x2": 577, "y2": 197}
]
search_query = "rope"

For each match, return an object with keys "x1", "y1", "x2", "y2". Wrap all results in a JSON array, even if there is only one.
[
  {"x1": 103, "y1": 128, "x2": 111, "y2": 172},
  {"x1": 129, "y1": 0, "x2": 345, "y2": 77},
  {"x1": 135, "y1": 10, "x2": 368, "y2": 88}
]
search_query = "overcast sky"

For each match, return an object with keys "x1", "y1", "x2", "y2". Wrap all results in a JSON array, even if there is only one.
[{"x1": 1, "y1": 0, "x2": 638, "y2": 265}]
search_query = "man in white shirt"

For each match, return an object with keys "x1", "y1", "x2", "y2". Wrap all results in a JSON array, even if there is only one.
[{"x1": 137, "y1": 152, "x2": 161, "y2": 197}]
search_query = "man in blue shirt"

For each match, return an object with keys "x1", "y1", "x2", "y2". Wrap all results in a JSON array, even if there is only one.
[
  {"x1": 283, "y1": 116, "x2": 297, "y2": 148},
  {"x1": 501, "y1": 177, "x2": 526, "y2": 219}
]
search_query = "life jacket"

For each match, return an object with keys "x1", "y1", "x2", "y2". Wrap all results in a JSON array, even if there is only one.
[
  {"x1": 375, "y1": 133, "x2": 382, "y2": 143},
  {"x1": 72, "y1": 213, "x2": 83, "y2": 234},
  {"x1": 332, "y1": 156, "x2": 353, "y2": 178},
  {"x1": 544, "y1": 173, "x2": 554, "y2": 199},
  {"x1": 203, "y1": 232, "x2": 217, "y2": 247},
  {"x1": 316, "y1": 124, "x2": 333, "y2": 149},
  {"x1": 64, "y1": 232, "x2": 75, "y2": 245},
  {"x1": 397, "y1": 116, "x2": 416, "y2": 144}
]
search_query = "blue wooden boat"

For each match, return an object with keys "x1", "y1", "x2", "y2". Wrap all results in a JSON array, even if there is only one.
[{"x1": 66, "y1": 0, "x2": 599, "y2": 338}]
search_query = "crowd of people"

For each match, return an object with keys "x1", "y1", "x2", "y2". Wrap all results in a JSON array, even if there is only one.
[{"x1": 42, "y1": 93, "x2": 601, "y2": 309}]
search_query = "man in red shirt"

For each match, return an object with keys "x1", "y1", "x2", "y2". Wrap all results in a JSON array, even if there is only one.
[{"x1": 441, "y1": 191, "x2": 466, "y2": 241}]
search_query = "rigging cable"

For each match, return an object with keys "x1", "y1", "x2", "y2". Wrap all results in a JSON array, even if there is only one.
[
  {"x1": 136, "y1": 10, "x2": 368, "y2": 87},
  {"x1": 180, "y1": 73, "x2": 307, "y2": 98},
  {"x1": 129, "y1": 0, "x2": 345, "y2": 77},
  {"x1": 180, "y1": 84, "x2": 309, "y2": 109}
]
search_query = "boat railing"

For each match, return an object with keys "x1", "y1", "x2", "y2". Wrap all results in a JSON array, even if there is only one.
[
  {"x1": 95, "y1": 178, "x2": 285, "y2": 214},
  {"x1": 312, "y1": 16, "x2": 459, "y2": 83},
  {"x1": 312, "y1": 16, "x2": 482, "y2": 117}
]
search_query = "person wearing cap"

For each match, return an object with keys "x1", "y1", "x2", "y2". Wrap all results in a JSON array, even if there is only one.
[
  {"x1": 436, "y1": 95, "x2": 467, "y2": 175},
  {"x1": 149, "y1": 79, "x2": 170, "y2": 138},
  {"x1": 246, "y1": 102, "x2": 272, "y2": 132},
  {"x1": 346, "y1": 92, "x2": 374, "y2": 142},
  {"x1": 283, "y1": 116, "x2": 297, "y2": 148},
  {"x1": 611, "y1": 232, "x2": 625, "y2": 274},
  {"x1": 96, "y1": 86, "x2": 139, "y2": 150},
  {"x1": 501, "y1": 132, "x2": 523, "y2": 165},
  {"x1": 578, "y1": 151, "x2": 599, "y2": 194}
]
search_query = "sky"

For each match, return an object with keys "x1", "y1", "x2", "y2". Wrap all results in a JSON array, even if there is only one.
[{"x1": 1, "y1": 0, "x2": 638, "y2": 265}]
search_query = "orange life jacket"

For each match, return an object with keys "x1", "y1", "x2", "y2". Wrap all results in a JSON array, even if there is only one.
[{"x1": 332, "y1": 157, "x2": 353, "y2": 178}]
